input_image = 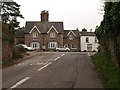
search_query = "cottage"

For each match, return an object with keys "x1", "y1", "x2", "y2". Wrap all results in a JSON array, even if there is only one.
[
  {"x1": 64, "y1": 29, "x2": 80, "y2": 52},
  {"x1": 24, "y1": 10, "x2": 63, "y2": 51},
  {"x1": 80, "y1": 28, "x2": 99, "y2": 52}
]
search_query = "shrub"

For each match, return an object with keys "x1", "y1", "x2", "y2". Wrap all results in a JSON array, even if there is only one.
[{"x1": 12, "y1": 45, "x2": 27, "y2": 59}]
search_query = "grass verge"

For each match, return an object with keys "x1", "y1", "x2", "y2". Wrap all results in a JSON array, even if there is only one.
[{"x1": 92, "y1": 52, "x2": 119, "y2": 89}]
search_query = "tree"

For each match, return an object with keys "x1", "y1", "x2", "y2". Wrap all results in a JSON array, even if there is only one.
[
  {"x1": 95, "y1": 1, "x2": 120, "y2": 68},
  {"x1": 1, "y1": 0, "x2": 24, "y2": 28},
  {"x1": 1, "y1": 0, "x2": 24, "y2": 62}
]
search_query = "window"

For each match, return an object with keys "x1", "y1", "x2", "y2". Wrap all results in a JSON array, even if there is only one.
[
  {"x1": 48, "y1": 42, "x2": 57, "y2": 49},
  {"x1": 69, "y1": 35, "x2": 73, "y2": 40},
  {"x1": 86, "y1": 37, "x2": 89, "y2": 43},
  {"x1": 71, "y1": 44, "x2": 77, "y2": 49},
  {"x1": 95, "y1": 37, "x2": 97, "y2": 43},
  {"x1": 31, "y1": 42, "x2": 40, "y2": 49},
  {"x1": 50, "y1": 32, "x2": 55, "y2": 38},
  {"x1": 33, "y1": 32, "x2": 38, "y2": 38}
]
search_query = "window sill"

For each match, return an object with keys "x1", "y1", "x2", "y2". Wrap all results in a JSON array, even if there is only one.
[
  {"x1": 50, "y1": 37, "x2": 55, "y2": 39},
  {"x1": 71, "y1": 48, "x2": 77, "y2": 49}
]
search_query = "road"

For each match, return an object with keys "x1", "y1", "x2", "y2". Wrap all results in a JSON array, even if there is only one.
[{"x1": 2, "y1": 52, "x2": 104, "y2": 89}]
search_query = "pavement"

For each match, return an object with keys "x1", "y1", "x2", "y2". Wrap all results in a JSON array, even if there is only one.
[{"x1": 2, "y1": 52, "x2": 104, "y2": 89}]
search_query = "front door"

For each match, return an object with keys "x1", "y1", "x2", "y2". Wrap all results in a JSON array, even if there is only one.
[{"x1": 87, "y1": 44, "x2": 92, "y2": 51}]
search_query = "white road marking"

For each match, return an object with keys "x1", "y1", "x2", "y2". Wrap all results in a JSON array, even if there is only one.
[
  {"x1": 54, "y1": 57, "x2": 60, "y2": 61},
  {"x1": 10, "y1": 77, "x2": 30, "y2": 89},
  {"x1": 37, "y1": 62, "x2": 52, "y2": 71},
  {"x1": 61, "y1": 54, "x2": 65, "y2": 57},
  {"x1": 36, "y1": 62, "x2": 48, "y2": 65},
  {"x1": 30, "y1": 64, "x2": 33, "y2": 65},
  {"x1": 22, "y1": 63, "x2": 25, "y2": 65},
  {"x1": 36, "y1": 63, "x2": 42, "y2": 65}
]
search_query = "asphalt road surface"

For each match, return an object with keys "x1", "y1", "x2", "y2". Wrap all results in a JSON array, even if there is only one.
[{"x1": 2, "y1": 52, "x2": 104, "y2": 89}]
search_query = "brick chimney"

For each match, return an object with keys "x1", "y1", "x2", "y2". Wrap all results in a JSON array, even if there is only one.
[
  {"x1": 41, "y1": 10, "x2": 49, "y2": 22},
  {"x1": 82, "y1": 28, "x2": 87, "y2": 32}
]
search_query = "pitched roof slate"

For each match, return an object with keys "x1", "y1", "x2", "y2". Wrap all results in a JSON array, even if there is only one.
[
  {"x1": 25, "y1": 21, "x2": 64, "y2": 34},
  {"x1": 80, "y1": 31, "x2": 95, "y2": 36}
]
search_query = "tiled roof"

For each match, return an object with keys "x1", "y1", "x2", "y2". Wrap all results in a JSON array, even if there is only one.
[
  {"x1": 64, "y1": 30, "x2": 70, "y2": 37},
  {"x1": 80, "y1": 31, "x2": 96, "y2": 36},
  {"x1": 73, "y1": 30, "x2": 80, "y2": 37},
  {"x1": 64, "y1": 30, "x2": 80, "y2": 37},
  {"x1": 15, "y1": 29, "x2": 25, "y2": 38},
  {"x1": 25, "y1": 21, "x2": 64, "y2": 34}
]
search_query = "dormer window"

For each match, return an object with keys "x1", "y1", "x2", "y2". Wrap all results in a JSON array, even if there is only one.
[
  {"x1": 33, "y1": 32, "x2": 38, "y2": 38},
  {"x1": 50, "y1": 32, "x2": 55, "y2": 38}
]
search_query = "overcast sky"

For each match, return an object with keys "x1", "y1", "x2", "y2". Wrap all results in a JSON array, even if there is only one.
[{"x1": 14, "y1": 0, "x2": 103, "y2": 31}]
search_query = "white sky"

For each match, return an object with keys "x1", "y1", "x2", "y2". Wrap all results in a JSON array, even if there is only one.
[{"x1": 14, "y1": 0, "x2": 103, "y2": 31}]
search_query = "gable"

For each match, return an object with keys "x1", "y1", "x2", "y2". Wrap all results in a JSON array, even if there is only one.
[
  {"x1": 67, "y1": 30, "x2": 76, "y2": 37},
  {"x1": 47, "y1": 25, "x2": 58, "y2": 34},
  {"x1": 29, "y1": 25, "x2": 41, "y2": 34}
]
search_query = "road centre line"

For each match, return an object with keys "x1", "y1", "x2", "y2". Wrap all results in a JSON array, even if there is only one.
[
  {"x1": 54, "y1": 54, "x2": 65, "y2": 61},
  {"x1": 37, "y1": 62, "x2": 52, "y2": 71},
  {"x1": 10, "y1": 77, "x2": 30, "y2": 89},
  {"x1": 61, "y1": 54, "x2": 65, "y2": 57},
  {"x1": 54, "y1": 57, "x2": 60, "y2": 61}
]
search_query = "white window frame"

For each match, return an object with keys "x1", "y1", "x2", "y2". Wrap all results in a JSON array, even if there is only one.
[
  {"x1": 33, "y1": 32, "x2": 38, "y2": 38},
  {"x1": 86, "y1": 37, "x2": 89, "y2": 43},
  {"x1": 48, "y1": 42, "x2": 57, "y2": 49},
  {"x1": 31, "y1": 42, "x2": 40, "y2": 49},
  {"x1": 50, "y1": 32, "x2": 56, "y2": 38},
  {"x1": 95, "y1": 37, "x2": 97, "y2": 43},
  {"x1": 69, "y1": 35, "x2": 73, "y2": 40},
  {"x1": 71, "y1": 44, "x2": 77, "y2": 49}
]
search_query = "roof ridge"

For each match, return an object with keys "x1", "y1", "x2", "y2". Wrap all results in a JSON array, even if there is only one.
[
  {"x1": 26, "y1": 21, "x2": 63, "y2": 23},
  {"x1": 64, "y1": 30, "x2": 70, "y2": 31},
  {"x1": 49, "y1": 21, "x2": 63, "y2": 22},
  {"x1": 26, "y1": 21, "x2": 40, "y2": 22}
]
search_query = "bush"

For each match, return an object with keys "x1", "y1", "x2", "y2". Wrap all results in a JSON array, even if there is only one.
[
  {"x1": 12, "y1": 45, "x2": 27, "y2": 59},
  {"x1": 16, "y1": 45, "x2": 27, "y2": 53}
]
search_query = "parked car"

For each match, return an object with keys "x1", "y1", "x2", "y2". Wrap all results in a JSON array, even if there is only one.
[
  {"x1": 16, "y1": 44, "x2": 34, "y2": 51},
  {"x1": 55, "y1": 47, "x2": 70, "y2": 52}
]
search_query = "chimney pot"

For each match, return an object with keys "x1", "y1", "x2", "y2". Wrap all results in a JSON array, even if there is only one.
[{"x1": 41, "y1": 10, "x2": 49, "y2": 22}]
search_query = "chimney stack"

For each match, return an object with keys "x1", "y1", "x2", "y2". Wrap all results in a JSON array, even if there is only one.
[
  {"x1": 41, "y1": 10, "x2": 49, "y2": 22},
  {"x1": 90, "y1": 29, "x2": 92, "y2": 32},
  {"x1": 82, "y1": 28, "x2": 87, "y2": 32}
]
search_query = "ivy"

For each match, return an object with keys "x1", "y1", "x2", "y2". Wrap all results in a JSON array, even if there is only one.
[{"x1": 95, "y1": 2, "x2": 120, "y2": 68}]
